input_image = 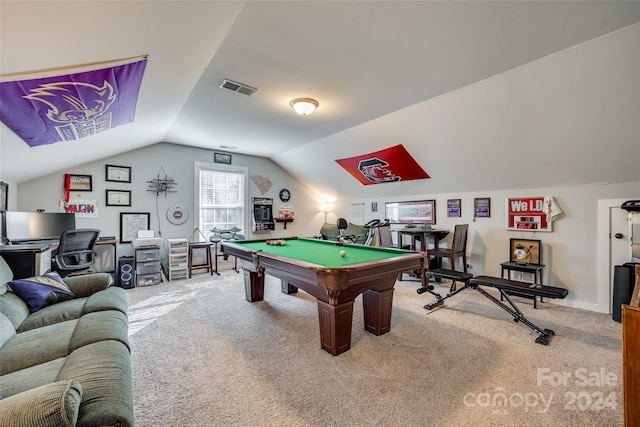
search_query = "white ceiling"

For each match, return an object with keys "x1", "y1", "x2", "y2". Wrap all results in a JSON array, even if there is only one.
[{"x1": 2, "y1": 1, "x2": 640, "y2": 199}]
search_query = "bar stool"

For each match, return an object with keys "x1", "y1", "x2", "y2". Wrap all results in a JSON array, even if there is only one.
[{"x1": 188, "y1": 241, "x2": 214, "y2": 278}]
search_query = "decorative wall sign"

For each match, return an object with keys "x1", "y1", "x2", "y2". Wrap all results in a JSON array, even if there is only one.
[
  {"x1": 167, "y1": 205, "x2": 189, "y2": 225},
  {"x1": 106, "y1": 190, "x2": 131, "y2": 206},
  {"x1": 106, "y1": 164, "x2": 131, "y2": 183},
  {"x1": 250, "y1": 175, "x2": 272, "y2": 195},
  {"x1": 474, "y1": 198, "x2": 491, "y2": 218},
  {"x1": 447, "y1": 199, "x2": 461, "y2": 218},
  {"x1": 120, "y1": 212, "x2": 150, "y2": 243},
  {"x1": 506, "y1": 196, "x2": 563, "y2": 232},
  {"x1": 60, "y1": 199, "x2": 98, "y2": 218}
]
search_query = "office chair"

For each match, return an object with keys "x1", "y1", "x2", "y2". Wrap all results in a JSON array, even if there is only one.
[
  {"x1": 52, "y1": 229, "x2": 100, "y2": 277},
  {"x1": 426, "y1": 224, "x2": 469, "y2": 272}
]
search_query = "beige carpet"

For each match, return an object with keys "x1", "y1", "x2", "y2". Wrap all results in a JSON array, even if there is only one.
[{"x1": 127, "y1": 261, "x2": 623, "y2": 426}]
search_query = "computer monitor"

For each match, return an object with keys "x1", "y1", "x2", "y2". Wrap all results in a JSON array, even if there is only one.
[{"x1": 2, "y1": 211, "x2": 76, "y2": 243}]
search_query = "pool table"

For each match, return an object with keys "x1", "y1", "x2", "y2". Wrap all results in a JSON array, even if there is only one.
[{"x1": 221, "y1": 237, "x2": 424, "y2": 355}]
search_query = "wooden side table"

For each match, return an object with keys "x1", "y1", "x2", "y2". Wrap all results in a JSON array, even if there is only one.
[
  {"x1": 188, "y1": 242, "x2": 214, "y2": 278},
  {"x1": 500, "y1": 261, "x2": 546, "y2": 308}
]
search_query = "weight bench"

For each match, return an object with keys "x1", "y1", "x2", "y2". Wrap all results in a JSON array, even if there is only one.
[{"x1": 420, "y1": 269, "x2": 568, "y2": 345}]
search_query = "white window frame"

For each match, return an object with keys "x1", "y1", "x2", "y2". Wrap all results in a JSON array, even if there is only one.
[{"x1": 194, "y1": 162, "x2": 249, "y2": 241}]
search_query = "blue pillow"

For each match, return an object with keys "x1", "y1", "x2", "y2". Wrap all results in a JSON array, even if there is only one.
[{"x1": 7, "y1": 272, "x2": 76, "y2": 313}]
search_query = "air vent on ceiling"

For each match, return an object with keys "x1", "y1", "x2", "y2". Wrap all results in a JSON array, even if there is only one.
[{"x1": 219, "y1": 79, "x2": 257, "y2": 96}]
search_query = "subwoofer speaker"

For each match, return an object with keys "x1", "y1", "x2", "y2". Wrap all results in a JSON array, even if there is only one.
[{"x1": 117, "y1": 256, "x2": 135, "y2": 289}]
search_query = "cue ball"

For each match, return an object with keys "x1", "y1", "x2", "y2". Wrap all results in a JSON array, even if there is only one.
[{"x1": 340, "y1": 250, "x2": 346, "y2": 257}]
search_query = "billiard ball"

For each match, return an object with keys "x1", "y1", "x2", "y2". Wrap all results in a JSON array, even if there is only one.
[{"x1": 340, "y1": 250, "x2": 346, "y2": 257}]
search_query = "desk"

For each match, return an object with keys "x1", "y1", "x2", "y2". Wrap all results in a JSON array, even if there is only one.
[
  {"x1": 394, "y1": 228, "x2": 449, "y2": 251},
  {"x1": 500, "y1": 261, "x2": 546, "y2": 308},
  {"x1": 91, "y1": 240, "x2": 118, "y2": 275},
  {"x1": 0, "y1": 243, "x2": 51, "y2": 279},
  {"x1": 221, "y1": 237, "x2": 423, "y2": 355},
  {"x1": 395, "y1": 228, "x2": 449, "y2": 275}
]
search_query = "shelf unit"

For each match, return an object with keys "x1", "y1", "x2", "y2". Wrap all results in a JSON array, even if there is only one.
[{"x1": 167, "y1": 238, "x2": 189, "y2": 281}]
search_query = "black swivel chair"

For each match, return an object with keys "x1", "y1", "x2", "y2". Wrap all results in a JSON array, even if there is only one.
[{"x1": 52, "y1": 229, "x2": 100, "y2": 277}]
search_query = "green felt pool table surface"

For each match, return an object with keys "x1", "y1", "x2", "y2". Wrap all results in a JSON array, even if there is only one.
[{"x1": 235, "y1": 237, "x2": 413, "y2": 268}]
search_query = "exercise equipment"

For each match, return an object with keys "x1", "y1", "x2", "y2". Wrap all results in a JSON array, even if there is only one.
[{"x1": 419, "y1": 269, "x2": 568, "y2": 345}]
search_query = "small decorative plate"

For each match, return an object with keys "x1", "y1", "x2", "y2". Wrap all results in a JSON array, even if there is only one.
[
  {"x1": 279, "y1": 189, "x2": 291, "y2": 202},
  {"x1": 167, "y1": 205, "x2": 189, "y2": 225}
]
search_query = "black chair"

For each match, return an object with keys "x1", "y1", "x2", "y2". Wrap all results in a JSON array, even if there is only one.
[
  {"x1": 52, "y1": 229, "x2": 100, "y2": 277},
  {"x1": 426, "y1": 224, "x2": 469, "y2": 272}
]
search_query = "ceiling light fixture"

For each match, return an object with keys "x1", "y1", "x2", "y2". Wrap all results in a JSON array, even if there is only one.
[{"x1": 290, "y1": 98, "x2": 319, "y2": 116}]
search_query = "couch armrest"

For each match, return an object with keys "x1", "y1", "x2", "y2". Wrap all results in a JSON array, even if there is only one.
[
  {"x1": 0, "y1": 380, "x2": 82, "y2": 427},
  {"x1": 63, "y1": 273, "x2": 114, "y2": 298}
]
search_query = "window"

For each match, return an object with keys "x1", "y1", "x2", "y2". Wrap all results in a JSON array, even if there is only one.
[{"x1": 195, "y1": 162, "x2": 247, "y2": 241}]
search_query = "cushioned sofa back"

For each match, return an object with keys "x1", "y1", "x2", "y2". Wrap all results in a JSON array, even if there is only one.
[
  {"x1": 0, "y1": 312, "x2": 16, "y2": 347},
  {"x1": 0, "y1": 291, "x2": 30, "y2": 331},
  {"x1": 0, "y1": 256, "x2": 13, "y2": 287},
  {"x1": 319, "y1": 222, "x2": 340, "y2": 240}
]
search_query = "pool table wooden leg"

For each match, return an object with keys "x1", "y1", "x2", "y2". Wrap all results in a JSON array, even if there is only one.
[
  {"x1": 281, "y1": 280, "x2": 298, "y2": 294},
  {"x1": 243, "y1": 269, "x2": 265, "y2": 302},
  {"x1": 362, "y1": 288, "x2": 394, "y2": 335},
  {"x1": 317, "y1": 300, "x2": 354, "y2": 356}
]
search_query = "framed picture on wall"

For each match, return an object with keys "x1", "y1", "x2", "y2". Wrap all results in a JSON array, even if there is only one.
[
  {"x1": 447, "y1": 199, "x2": 461, "y2": 218},
  {"x1": 67, "y1": 174, "x2": 92, "y2": 191},
  {"x1": 106, "y1": 190, "x2": 131, "y2": 207},
  {"x1": 474, "y1": 197, "x2": 491, "y2": 218},
  {"x1": 214, "y1": 152, "x2": 232, "y2": 164},
  {"x1": 120, "y1": 212, "x2": 150, "y2": 243},
  {"x1": 510, "y1": 238, "x2": 542, "y2": 265},
  {"x1": 385, "y1": 199, "x2": 436, "y2": 225},
  {"x1": 106, "y1": 164, "x2": 131, "y2": 183}
]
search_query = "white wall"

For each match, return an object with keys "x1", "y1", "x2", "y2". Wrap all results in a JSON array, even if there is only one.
[
  {"x1": 327, "y1": 181, "x2": 639, "y2": 313},
  {"x1": 16, "y1": 143, "x2": 325, "y2": 257},
  {"x1": 274, "y1": 23, "x2": 640, "y2": 201}
]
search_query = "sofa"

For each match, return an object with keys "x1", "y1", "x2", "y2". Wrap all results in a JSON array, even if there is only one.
[
  {"x1": 316, "y1": 221, "x2": 369, "y2": 243},
  {"x1": 0, "y1": 255, "x2": 133, "y2": 427}
]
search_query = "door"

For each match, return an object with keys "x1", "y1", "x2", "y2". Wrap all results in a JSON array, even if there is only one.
[{"x1": 610, "y1": 206, "x2": 631, "y2": 312}]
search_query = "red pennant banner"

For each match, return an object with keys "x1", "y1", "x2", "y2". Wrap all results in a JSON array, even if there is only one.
[{"x1": 335, "y1": 144, "x2": 430, "y2": 185}]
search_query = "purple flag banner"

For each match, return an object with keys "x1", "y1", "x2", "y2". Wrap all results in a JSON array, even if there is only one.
[{"x1": 0, "y1": 58, "x2": 147, "y2": 147}]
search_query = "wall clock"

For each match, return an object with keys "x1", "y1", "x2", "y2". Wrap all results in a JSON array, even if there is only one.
[{"x1": 279, "y1": 189, "x2": 291, "y2": 202}]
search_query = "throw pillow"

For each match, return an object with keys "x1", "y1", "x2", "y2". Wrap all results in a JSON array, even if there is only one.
[
  {"x1": 0, "y1": 380, "x2": 82, "y2": 427},
  {"x1": 7, "y1": 272, "x2": 76, "y2": 313}
]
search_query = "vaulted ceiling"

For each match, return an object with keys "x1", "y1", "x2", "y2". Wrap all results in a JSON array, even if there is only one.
[{"x1": 2, "y1": 1, "x2": 639, "y2": 199}]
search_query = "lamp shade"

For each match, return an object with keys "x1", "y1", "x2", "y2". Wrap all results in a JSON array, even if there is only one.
[
  {"x1": 318, "y1": 202, "x2": 333, "y2": 212},
  {"x1": 290, "y1": 98, "x2": 319, "y2": 115}
]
